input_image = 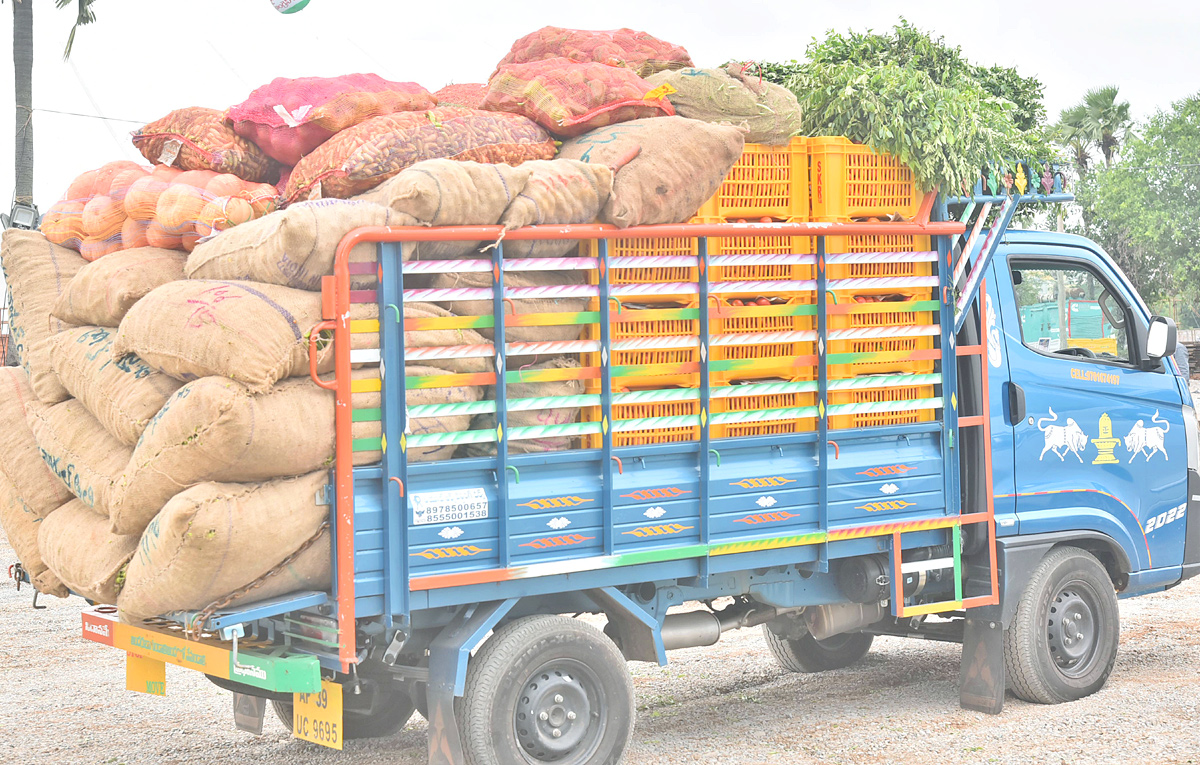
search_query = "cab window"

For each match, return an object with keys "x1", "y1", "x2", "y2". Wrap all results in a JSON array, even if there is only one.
[{"x1": 1010, "y1": 260, "x2": 1131, "y2": 364}]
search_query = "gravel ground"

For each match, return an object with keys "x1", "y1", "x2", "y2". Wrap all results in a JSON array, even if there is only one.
[{"x1": 3, "y1": 527, "x2": 1200, "y2": 765}]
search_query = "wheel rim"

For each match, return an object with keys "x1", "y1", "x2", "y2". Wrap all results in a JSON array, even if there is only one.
[
  {"x1": 1046, "y1": 580, "x2": 1101, "y2": 678},
  {"x1": 513, "y1": 659, "x2": 606, "y2": 763}
]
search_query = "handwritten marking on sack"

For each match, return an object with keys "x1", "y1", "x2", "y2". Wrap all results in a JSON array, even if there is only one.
[
  {"x1": 186, "y1": 284, "x2": 245, "y2": 329},
  {"x1": 39, "y1": 448, "x2": 95, "y2": 507}
]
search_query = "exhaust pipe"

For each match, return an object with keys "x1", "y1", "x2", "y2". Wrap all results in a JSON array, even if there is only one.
[
  {"x1": 806, "y1": 601, "x2": 885, "y2": 641},
  {"x1": 660, "y1": 602, "x2": 803, "y2": 651}
]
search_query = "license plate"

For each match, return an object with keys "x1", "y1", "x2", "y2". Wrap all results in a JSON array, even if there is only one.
[{"x1": 292, "y1": 680, "x2": 342, "y2": 750}]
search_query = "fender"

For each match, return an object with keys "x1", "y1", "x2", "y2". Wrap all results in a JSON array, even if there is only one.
[{"x1": 983, "y1": 531, "x2": 1132, "y2": 629}]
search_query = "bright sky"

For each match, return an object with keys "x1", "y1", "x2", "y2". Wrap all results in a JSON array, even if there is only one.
[{"x1": 2, "y1": 0, "x2": 1198, "y2": 209}]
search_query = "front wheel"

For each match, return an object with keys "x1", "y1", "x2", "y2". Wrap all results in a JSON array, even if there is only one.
[
  {"x1": 1003, "y1": 546, "x2": 1119, "y2": 704},
  {"x1": 762, "y1": 623, "x2": 874, "y2": 673},
  {"x1": 457, "y1": 615, "x2": 634, "y2": 765}
]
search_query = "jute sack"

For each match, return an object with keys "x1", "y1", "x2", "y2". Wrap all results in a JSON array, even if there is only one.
[
  {"x1": 557, "y1": 116, "x2": 745, "y2": 227},
  {"x1": 27, "y1": 399, "x2": 134, "y2": 517},
  {"x1": 110, "y1": 376, "x2": 335, "y2": 536},
  {"x1": 499, "y1": 160, "x2": 614, "y2": 258},
  {"x1": 342, "y1": 301, "x2": 491, "y2": 373},
  {"x1": 38, "y1": 498, "x2": 138, "y2": 604},
  {"x1": 645, "y1": 66, "x2": 802, "y2": 145},
  {"x1": 463, "y1": 357, "x2": 583, "y2": 456},
  {"x1": 51, "y1": 326, "x2": 184, "y2": 446},
  {"x1": 426, "y1": 269, "x2": 587, "y2": 344},
  {"x1": 27, "y1": 335, "x2": 70, "y2": 404},
  {"x1": 117, "y1": 470, "x2": 331, "y2": 622},
  {"x1": 51, "y1": 246, "x2": 187, "y2": 327},
  {"x1": 186, "y1": 200, "x2": 407, "y2": 291},
  {"x1": 0, "y1": 230, "x2": 86, "y2": 373},
  {"x1": 113, "y1": 280, "x2": 333, "y2": 393},
  {"x1": 353, "y1": 159, "x2": 533, "y2": 260},
  {"x1": 0, "y1": 367, "x2": 73, "y2": 513},
  {"x1": 0, "y1": 475, "x2": 69, "y2": 597},
  {"x1": 344, "y1": 365, "x2": 482, "y2": 463}
]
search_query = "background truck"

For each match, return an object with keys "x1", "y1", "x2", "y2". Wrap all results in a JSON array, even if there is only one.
[{"x1": 79, "y1": 174, "x2": 1199, "y2": 765}]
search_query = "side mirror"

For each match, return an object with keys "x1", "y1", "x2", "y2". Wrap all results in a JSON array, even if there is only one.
[{"x1": 1146, "y1": 315, "x2": 1178, "y2": 361}]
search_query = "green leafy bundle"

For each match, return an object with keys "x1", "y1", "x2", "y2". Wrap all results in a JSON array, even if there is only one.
[{"x1": 744, "y1": 21, "x2": 1048, "y2": 193}]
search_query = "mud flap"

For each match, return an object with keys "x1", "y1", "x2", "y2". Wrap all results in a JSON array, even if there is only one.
[
  {"x1": 426, "y1": 599, "x2": 518, "y2": 765},
  {"x1": 959, "y1": 613, "x2": 1005, "y2": 714}
]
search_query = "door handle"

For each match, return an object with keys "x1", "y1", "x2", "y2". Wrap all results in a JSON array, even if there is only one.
[{"x1": 1008, "y1": 382, "x2": 1026, "y2": 424}]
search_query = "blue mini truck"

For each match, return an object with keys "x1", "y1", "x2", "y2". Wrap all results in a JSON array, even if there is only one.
[{"x1": 78, "y1": 181, "x2": 1200, "y2": 765}]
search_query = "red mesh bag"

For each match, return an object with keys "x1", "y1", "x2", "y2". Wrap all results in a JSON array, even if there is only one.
[
  {"x1": 283, "y1": 106, "x2": 556, "y2": 203},
  {"x1": 132, "y1": 108, "x2": 281, "y2": 184},
  {"x1": 433, "y1": 83, "x2": 489, "y2": 109},
  {"x1": 227, "y1": 74, "x2": 438, "y2": 166},
  {"x1": 483, "y1": 59, "x2": 674, "y2": 138},
  {"x1": 494, "y1": 27, "x2": 693, "y2": 78}
]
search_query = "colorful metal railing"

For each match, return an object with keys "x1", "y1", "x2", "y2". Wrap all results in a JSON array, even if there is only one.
[{"x1": 320, "y1": 217, "x2": 972, "y2": 672}]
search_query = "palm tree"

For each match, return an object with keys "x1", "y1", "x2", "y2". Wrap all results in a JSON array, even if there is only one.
[
  {"x1": 12, "y1": 0, "x2": 33, "y2": 206},
  {"x1": 1056, "y1": 104, "x2": 1093, "y2": 180},
  {"x1": 1082, "y1": 85, "x2": 1132, "y2": 168},
  {"x1": 9, "y1": 0, "x2": 97, "y2": 207}
]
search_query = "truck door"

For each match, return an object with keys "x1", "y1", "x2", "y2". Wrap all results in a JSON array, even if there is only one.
[{"x1": 994, "y1": 246, "x2": 1187, "y2": 576}]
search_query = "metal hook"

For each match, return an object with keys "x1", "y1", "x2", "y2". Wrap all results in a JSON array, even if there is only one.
[
  {"x1": 502, "y1": 297, "x2": 518, "y2": 315},
  {"x1": 505, "y1": 465, "x2": 521, "y2": 484},
  {"x1": 389, "y1": 476, "x2": 404, "y2": 497},
  {"x1": 386, "y1": 304, "x2": 401, "y2": 323},
  {"x1": 825, "y1": 290, "x2": 838, "y2": 305},
  {"x1": 826, "y1": 440, "x2": 840, "y2": 459},
  {"x1": 610, "y1": 456, "x2": 623, "y2": 475},
  {"x1": 708, "y1": 448, "x2": 721, "y2": 467},
  {"x1": 607, "y1": 297, "x2": 623, "y2": 314}
]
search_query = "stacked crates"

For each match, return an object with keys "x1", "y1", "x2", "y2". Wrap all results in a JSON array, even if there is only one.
[
  {"x1": 581, "y1": 135, "x2": 940, "y2": 443},
  {"x1": 809, "y1": 136, "x2": 938, "y2": 429}
]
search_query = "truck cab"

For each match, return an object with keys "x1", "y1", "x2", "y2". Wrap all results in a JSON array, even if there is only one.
[{"x1": 983, "y1": 231, "x2": 1199, "y2": 602}]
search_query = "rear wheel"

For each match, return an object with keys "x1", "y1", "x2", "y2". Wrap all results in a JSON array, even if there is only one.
[
  {"x1": 457, "y1": 615, "x2": 634, "y2": 765},
  {"x1": 271, "y1": 682, "x2": 416, "y2": 739},
  {"x1": 1003, "y1": 546, "x2": 1119, "y2": 704},
  {"x1": 762, "y1": 623, "x2": 874, "y2": 673}
]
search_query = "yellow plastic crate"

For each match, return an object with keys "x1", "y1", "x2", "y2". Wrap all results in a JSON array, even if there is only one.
[
  {"x1": 828, "y1": 384, "x2": 936, "y2": 430},
  {"x1": 695, "y1": 137, "x2": 809, "y2": 220},
  {"x1": 809, "y1": 137, "x2": 926, "y2": 220},
  {"x1": 712, "y1": 382, "x2": 816, "y2": 438},
  {"x1": 701, "y1": 216, "x2": 815, "y2": 296},
  {"x1": 583, "y1": 300, "x2": 699, "y2": 390},
  {"x1": 585, "y1": 237, "x2": 698, "y2": 301},
  {"x1": 827, "y1": 334, "x2": 936, "y2": 379},
  {"x1": 583, "y1": 387, "x2": 701, "y2": 449},
  {"x1": 711, "y1": 297, "x2": 816, "y2": 382},
  {"x1": 827, "y1": 292, "x2": 936, "y2": 331}
]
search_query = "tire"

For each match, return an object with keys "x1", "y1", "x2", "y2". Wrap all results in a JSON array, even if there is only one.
[
  {"x1": 1003, "y1": 546, "x2": 1119, "y2": 704},
  {"x1": 271, "y1": 683, "x2": 416, "y2": 739},
  {"x1": 762, "y1": 624, "x2": 874, "y2": 673},
  {"x1": 456, "y1": 615, "x2": 634, "y2": 765}
]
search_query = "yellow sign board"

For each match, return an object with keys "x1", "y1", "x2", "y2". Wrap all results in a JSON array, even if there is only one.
[
  {"x1": 292, "y1": 680, "x2": 343, "y2": 750},
  {"x1": 126, "y1": 654, "x2": 166, "y2": 696}
]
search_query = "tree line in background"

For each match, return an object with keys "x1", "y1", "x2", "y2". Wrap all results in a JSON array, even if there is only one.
[{"x1": 752, "y1": 21, "x2": 1199, "y2": 326}]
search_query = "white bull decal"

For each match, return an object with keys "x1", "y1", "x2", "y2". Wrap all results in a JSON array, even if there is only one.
[
  {"x1": 1038, "y1": 407, "x2": 1088, "y2": 462},
  {"x1": 1125, "y1": 410, "x2": 1170, "y2": 462}
]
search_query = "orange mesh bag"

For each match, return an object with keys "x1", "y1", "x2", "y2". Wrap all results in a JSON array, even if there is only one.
[
  {"x1": 494, "y1": 27, "x2": 693, "y2": 78},
  {"x1": 284, "y1": 106, "x2": 556, "y2": 203},
  {"x1": 132, "y1": 107, "x2": 281, "y2": 183},
  {"x1": 41, "y1": 161, "x2": 150, "y2": 257},
  {"x1": 434, "y1": 83, "x2": 489, "y2": 109},
  {"x1": 483, "y1": 58, "x2": 674, "y2": 137},
  {"x1": 227, "y1": 75, "x2": 438, "y2": 166}
]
